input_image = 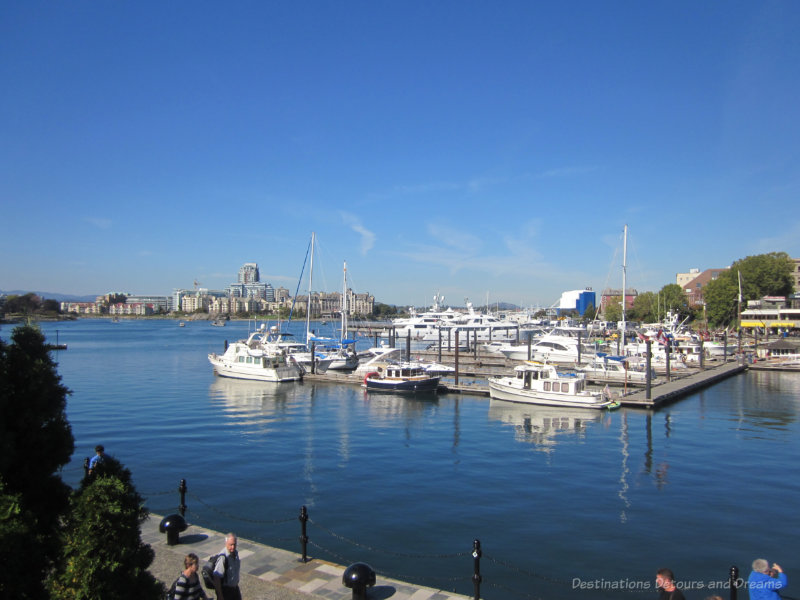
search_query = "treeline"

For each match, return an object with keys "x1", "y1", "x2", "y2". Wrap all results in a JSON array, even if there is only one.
[
  {"x1": 2, "y1": 292, "x2": 62, "y2": 316},
  {"x1": 0, "y1": 324, "x2": 164, "y2": 599}
]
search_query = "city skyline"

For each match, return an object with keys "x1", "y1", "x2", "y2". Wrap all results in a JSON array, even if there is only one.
[{"x1": 2, "y1": 3, "x2": 799, "y2": 307}]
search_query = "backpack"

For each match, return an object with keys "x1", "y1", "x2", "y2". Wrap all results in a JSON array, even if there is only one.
[
  {"x1": 165, "y1": 576, "x2": 179, "y2": 600},
  {"x1": 201, "y1": 553, "x2": 228, "y2": 589}
]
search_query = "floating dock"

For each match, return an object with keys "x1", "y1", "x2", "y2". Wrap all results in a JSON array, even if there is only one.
[{"x1": 303, "y1": 359, "x2": 748, "y2": 409}]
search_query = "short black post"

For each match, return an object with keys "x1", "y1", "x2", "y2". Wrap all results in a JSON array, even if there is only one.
[
  {"x1": 83, "y1": 456, "x2": 90, "y2": 478},
  {"x1": 454, "y1": 330, "x2": 460, "y2": 387},
  {"x1": 224, "y1": 339, "x2": 228, "y2": 351},
  {"x1": 665, "y1": 339, "x2": 671, "y2": 382},
  {"x1": 729, "y1": 565, "x2": 739, "y2": 600},
  {"x1": 699, "y1": 339, "x2": 705, "y2": 370},
  {"x1": 723, "y1": 331, "x2": 728, "y2": 363},
  {"x1": 178, "y1": 479, "x2": 187, "y2": 517},
  {"x1": 472, "y1": 539, "x2": 482, "y2": 600},
  {"x1": 299, "y1": 506, "x2": 309, "y2": 563},
  {"x1": 645, "y1": 340, "x2": 652, "y2": 400}
]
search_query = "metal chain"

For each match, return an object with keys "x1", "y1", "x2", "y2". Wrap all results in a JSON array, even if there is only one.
[
  {"x1": 187, "y1": 492, "x2": 295, "y2": 525},
  {"x1": 308, "y1": 518, "x2": 468, "y2": 559}
]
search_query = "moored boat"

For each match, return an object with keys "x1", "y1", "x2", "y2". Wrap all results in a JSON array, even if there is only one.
[
  {"x1": 208, "y1": 331, "x2": 303, "y2": 382},
  {"x1": 488, "y1": 361, "x2": 618, "y2": 409},
  {"x1": 363, "y1": 363, "x2": 441, "y2": 393}
]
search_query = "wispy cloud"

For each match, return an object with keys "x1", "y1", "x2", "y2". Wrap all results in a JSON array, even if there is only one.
[
  {"x1": 85, "y1": 217, "x2": 112, "y2": 229},
  {"x1": 533, "y1": 166, "x2": 599, "y2": 179},
  {"x1": 753, "y1": 220, "x2": 800, "y2": 255},
  {"x1": 340, "y1": 212, "x2": 376, "y2": 255}
]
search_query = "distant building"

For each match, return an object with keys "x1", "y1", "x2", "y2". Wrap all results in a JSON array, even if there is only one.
[
  {"x1": 792, "y1": 257, "x2": 800, "y2": 291},
  {"x1": 676, "y1": 268, "x2": 701, "y2": 288},
  {"x1": 61, "y1": 301, "x2": 104, "y2": 315},
  {"x1": 557, "y1": 289, "x2": 596, "y2": 316},
  {"x1": 740, "y1": 293, "x2": 800, "y2": 332},
  {"x1": 682, "y1": 267, "x2": 728, "y2": 307},
  {"x1": 126, "y1": 295, "x2": 168, "y2": 312},
  {"x1": 227, "y1": 262, "x2": 268, "y2": 299},
  {"x1": 600, "y1": 288, "x2": 637, "y2": 313}
]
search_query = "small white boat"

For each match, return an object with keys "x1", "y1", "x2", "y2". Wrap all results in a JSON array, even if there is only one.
[
  {"x1": 208, "y1": 331, "x2": 303, "y2": 382},
  {"x1": 363, "y1": 363, "x2": 440, "y2": 394},
  {"x1": 488, "y1": 362, "x2": 618, "y2": 409},
  {"x1": 575, "y1": 354, "x2": 654, "y2": 386}
]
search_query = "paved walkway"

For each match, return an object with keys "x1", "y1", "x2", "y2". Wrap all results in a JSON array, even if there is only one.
[{"x1": 143, "y1": 515, "x2": 470, "y2": 600}]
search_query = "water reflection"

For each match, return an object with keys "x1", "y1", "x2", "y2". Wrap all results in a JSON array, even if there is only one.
[
  {"x1": 362, "y1": 391, "x2": 440, "y2": 423},
  {"x1": 208, "y1": 377, "x2": 302, "y2": 433},
  {"x1": 487, "y1": 399, "x2": 608, "y2": 453}
]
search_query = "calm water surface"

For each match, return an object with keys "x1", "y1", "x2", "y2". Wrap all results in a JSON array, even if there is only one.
[{"x1": 21, "y1": 319, "x2": 800, "y2": 600}]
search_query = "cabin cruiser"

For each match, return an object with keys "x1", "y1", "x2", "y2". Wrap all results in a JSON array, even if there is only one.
[
  {"x1": 575, "y1": 353, "x2": 654, "y2": 386},
  {"x1": 208, "y1": 330, "x2": 303, "y2": 382},
  {"x1": 363, "y1": 363, "x2": 441, "y2": 393},
  {"x1": 488, "y1": 362, "x2": 618, "y2": 409},
  {"x1": 500, "y1": 335, "x2": 597, "y2": 365}
]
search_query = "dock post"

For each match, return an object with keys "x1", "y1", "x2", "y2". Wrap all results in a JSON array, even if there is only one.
[
  {"x1": 723, "y1": 331, "x2": 728, "y2": 363},
  {"x1": 178, "y1": 479, "x2": 187, "y2": 517},
  {"x1": 472, "y1": 539, "x2": 482, "y2": 600},
  {"x1": 311, "y1": 342, "x2": 316, "y2": 374},
  {"x1": 577, "y1": 331, "x2": 582, "y2": 364},
  {"x1": 527, "y1": 335, "x2": 532, "y2": 361},
  {"x1": 699, "y1": 340, "x2": 704, "y2": 370},
  {"x1": 729, "y1": 565, "x2": 739, "y2": 600},
  {"x1": 645, "y1": 340, "x2": 652, "y2": 401},
  {"x1": 406, "y1": 332, "x2": 411, "y2": 361},
  {"x1": 665, "y1": 340, "x2": 671, "y2": 382},
  {"x1": 454, "y1": 330, "x2": 460, "y2": 387},
  {"x1": 299, "y1": 506, "x2": 309, "y2": 563},
  {"x1": 438, "y1": 328, "x2": 442, "y2": 363},
  {"x1": 473, "y1": 330, "x2": 478, "y2": 359}
]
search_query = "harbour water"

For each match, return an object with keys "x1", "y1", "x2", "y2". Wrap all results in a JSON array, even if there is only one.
[{"x1": 18, "y1": 319, "x2": 800, "y2": 600}]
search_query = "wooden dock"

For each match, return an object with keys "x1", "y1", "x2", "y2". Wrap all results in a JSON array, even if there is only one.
[{"x1": 303, "y1": 359, "x2": 748, "y2": 409}]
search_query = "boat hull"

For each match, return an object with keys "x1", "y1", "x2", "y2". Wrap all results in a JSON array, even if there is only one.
[
  {"x1": 365, "y1": 376, "x2": 440, "y2": 394},
  {"x1": 208, "y1": 354, "x2": 302, "y2": 382},
  {"x1": 488, "y1": 378, "x2": 615, "y2": 409}
]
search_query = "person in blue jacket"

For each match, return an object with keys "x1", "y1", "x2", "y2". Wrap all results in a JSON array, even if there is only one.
[{"x1": 748, "y1": 559, "x2": 787, "y2": 600}]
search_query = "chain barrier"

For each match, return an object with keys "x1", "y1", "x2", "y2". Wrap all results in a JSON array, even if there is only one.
[
  {"x1": 187, "y1": 491, "x2": 295, "y2": 525},
  {"x1": 484, "y1": 553, "x2": 652, "y2": 598},
  {"x1": 307, "y1": 517, "x2": 468, "y2": 560},
  {"x1": 307, "y1": 540, "x2": 471, "y2": 589}
]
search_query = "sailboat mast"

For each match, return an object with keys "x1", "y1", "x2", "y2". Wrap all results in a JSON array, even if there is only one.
[
  {"x1": 341, "y1": 260, "x2": 348, "y2": 339},
  {"x1": 306, "y1": 232, "x2": 315, "y2": 342},
  {"x1": 621, "y1": 224, "x2": 628, "y2": 339}
]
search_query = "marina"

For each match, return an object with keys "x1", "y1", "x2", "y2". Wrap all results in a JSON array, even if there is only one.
[{"x1": 22, "y1": 319, "x2": 800, "y2": 600}]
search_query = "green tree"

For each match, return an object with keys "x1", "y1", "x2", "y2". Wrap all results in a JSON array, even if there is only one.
[
  {"x1": 5, "y1": 293, "x2": 42, "y2": 314},
  {"x1": 0, "y1": 324, "x2": 75, "y2": 598},
  {"x1": 603, "y1": 297, "x2": 623, "y2": 322},
  {"x1": 658, "y1": 283, "x2": 691, "y2": 321},
  {"x1": 704, "y1": 253, "x2": 794, "y2": 327},
  {"x1": 630, "y1": 291, "x2": 658, "y2": 323},
  {"x1": 50, "y1": 457, "x2": 163, "y2": 600},
  {"x1": 0, "y1": 479, "x2": 53, "y2": 599}
]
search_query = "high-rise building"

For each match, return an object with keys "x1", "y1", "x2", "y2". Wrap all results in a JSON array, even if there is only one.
[{"x1": 238, "y1": 263, "x2": 260, "y2": 284}]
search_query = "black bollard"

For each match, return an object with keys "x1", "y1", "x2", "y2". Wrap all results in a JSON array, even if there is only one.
[
  {"x1": 665, "y1": 340, "x2": 671, "y2": 382},
  {"x1": 342, "y1": 562, "x2": 376, "y2": 600},
  {"x1": 406, "y1": 332, "x2": 411, "y2": 361},
  {"x1": 83, "y1": 456, "x2": 90, "y2": 478},
  {"x1": 299, "y1": 506, "x2": 309, "y2": 563},
  {"x1": 472, "y1": 539, "x2": 482, "y2": 600},
  {"x1": 454, "y1": 330, "x2": 460, "y2": 387},
  {"x1": 645, "y1": 340, "x2": 652, "y2": 401},
  {"x1": 178, "y1": 479, "x2": 187, "y2": 517},
  {"x1": 729, "y1": 565, "x2": 739, "y2": 600}
]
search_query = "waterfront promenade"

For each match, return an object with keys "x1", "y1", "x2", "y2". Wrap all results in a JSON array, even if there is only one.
[{"x1": 143, "y1": 515, "x2": 470, "y2": 600}]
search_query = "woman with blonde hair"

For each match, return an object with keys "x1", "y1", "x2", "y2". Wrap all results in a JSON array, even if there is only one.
[{"x1": 172, "y1": 553, "x2": 208, "y2": 600}]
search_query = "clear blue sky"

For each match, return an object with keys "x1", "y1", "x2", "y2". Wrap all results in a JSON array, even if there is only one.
[{"x1": 2, "y1": 1, "x2": 799, "y2": 308}]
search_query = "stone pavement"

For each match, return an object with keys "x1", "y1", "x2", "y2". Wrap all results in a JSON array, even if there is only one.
[{"x1": 143, "y1": 514, "x2": 471, "y2": 600}]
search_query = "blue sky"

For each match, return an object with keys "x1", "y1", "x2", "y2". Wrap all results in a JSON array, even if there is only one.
[{"x1": 2, "y1": 1, "x2": 799, "y2": 308}]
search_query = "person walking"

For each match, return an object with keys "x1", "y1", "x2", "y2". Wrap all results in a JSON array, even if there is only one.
[
  {"x1": 748, "y1": 559, "x2": 787, "y2": 600},
  {"x1": 212, "y1": 533, "x2": 241, "y2": 600},
  {"x1": 173, "y1": 553, "x2": 208, "y2": 600},
  {"x1": 656, "y1": 568, "x2": 686, "y2": 600},
  {"x1": 88, "y1": 445, "x2": 106, "y2": 476}
]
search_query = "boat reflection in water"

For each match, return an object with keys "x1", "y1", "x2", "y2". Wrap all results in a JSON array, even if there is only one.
[
  {"x1": 208, "y1": 377, "x2": 306, "y2": 433},
  {"x1": 487, "y1": 398, "x2": 610, "y2": 453},
  {"x1": 362, "y1": 391, "x2": 439, "y2": 423}
]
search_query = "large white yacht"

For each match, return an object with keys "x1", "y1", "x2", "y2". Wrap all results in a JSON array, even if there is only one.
[{"x1": 208, "y1": 330, "x2": 304, "y2": 382}]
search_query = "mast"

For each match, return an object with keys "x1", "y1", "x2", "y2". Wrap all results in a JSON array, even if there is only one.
[
  {"x1": 341, "y1": 260, "x2": 348, "y2": 340},
  {"x1": 621, "y1": 224, "x2": 628, "y2": 341},
  {"x1": 306, "y1": 232, "x2": 315, "y2": 342}
]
